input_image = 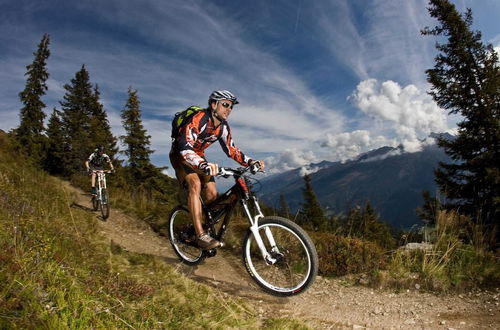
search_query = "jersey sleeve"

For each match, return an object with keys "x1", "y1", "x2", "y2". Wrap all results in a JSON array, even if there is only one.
[
  {"x1": 177, "y1": 112, "x2": 206, "y2": 167},
  {"x1": 88, "y1": 153, "x2": 95, "y2": 162},
  {"x1": 219, "y1": 123, "x2": 252, "y2": 166}
]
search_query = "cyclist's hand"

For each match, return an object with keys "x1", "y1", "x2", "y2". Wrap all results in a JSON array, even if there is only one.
[
  {"x1": 199, "y1": 162, "x2": 219, "y2": 176},
  {"x1": 86, "y1": 167, "x2": 91, "y2": 175},
  {"x1": 249, "y1": 160, "x2": 265, "y2": 174}
]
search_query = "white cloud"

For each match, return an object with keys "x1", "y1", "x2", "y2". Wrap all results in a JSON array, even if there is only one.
[
  {"x1": 299, "y1": 165, "x2": 326, "y2": 177},
  {"x1": 264, "y1": 149, "x2": 319, "y2": 174},
  {"x1": 350, "y1": 79, "x2": 448, "y2": 152},
  {"x1": 321, "y1": 130, "x2": 394, "y2": 162}
]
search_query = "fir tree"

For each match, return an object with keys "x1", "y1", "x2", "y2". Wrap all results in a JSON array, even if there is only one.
[
  {"x1": 422, "y1": 0, "x2": 500, "y2": 244},
  {"x1": 344, "y1": 202, "x2": 396, "y2": 249},
  {"x1": 300, "y1": 174, "x2": 328, "y2": 230},
  {"x1": 14, "y1": 33, "x2": 50, "y2": 165},
  {"x1": 59, "y1": 65, "x2": 95, "y2": 175},
  {"x1": 416, "y1": 190, "x2": 442, "y2": 226},
  {"x1": 120, "y1": 86, "x2": 155, "y2": 183},
  {"x1": 278, "y1": 193, "x2": 291, "y2": 218},
  {"x1": 45, "y1": 109, "x2": 65, "y2": 174}
]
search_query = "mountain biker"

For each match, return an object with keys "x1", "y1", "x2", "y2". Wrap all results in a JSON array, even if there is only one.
[
  {"x1": 170, "y1": 90, "x2": 264, "y2": 250},
  {"x1": 85, "y1": 145, "x2": 114, "y2": 195}
]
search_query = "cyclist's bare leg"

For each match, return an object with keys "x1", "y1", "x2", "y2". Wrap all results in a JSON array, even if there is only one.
[
  {"x1": 91, "y1": 172, "x2": 96, "y2": 189},
  {"x1": 184, "y1": 173, "x2": 204, "y2": 236},
  {"x1": 204, "y1": 181, "x2": 218, "y2": 204}
]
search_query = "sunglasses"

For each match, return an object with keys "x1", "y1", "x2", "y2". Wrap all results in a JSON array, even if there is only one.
[{"x1": 220, "y1": 101, "x2": 234, "y2": 109}]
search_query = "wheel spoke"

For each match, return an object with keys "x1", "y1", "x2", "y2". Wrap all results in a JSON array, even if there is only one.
[
  {"x1": 168, "y1": 208, "x2": 203, "y2": 264},
  {"x1": 243, "y1": 217, "x2": 317, "y2": 296}
]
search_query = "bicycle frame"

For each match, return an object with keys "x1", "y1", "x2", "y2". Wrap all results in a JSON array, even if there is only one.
[
  {"x1": 202, "y1": 168, "x2": 280, "y2": 264},
  {"x1": 94, "y1": 170, "x2": 108, "y2": 203}
]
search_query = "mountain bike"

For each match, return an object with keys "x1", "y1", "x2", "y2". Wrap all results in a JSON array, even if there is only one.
[
  {"x1": 91, "y1": 170, "x2": 111, "y2": 219},
  {"x1": 167, "y1": 166, "x2": 318, "y2": 296}
]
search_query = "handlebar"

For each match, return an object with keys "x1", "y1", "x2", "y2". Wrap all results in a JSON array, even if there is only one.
[
  {"x1": 90, "y1": 169, "x2": 114, "y2": 174},
  {"x1": 217, "y1": 164, "x2": 264, "y2": 178}
]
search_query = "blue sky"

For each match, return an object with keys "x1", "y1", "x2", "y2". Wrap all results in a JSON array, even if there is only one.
[{"x1": 1, "y1": 0, "x2": 499, "y2": 176}]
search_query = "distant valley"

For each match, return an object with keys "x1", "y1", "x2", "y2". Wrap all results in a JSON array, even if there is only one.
[{"x1": 258, "y1": 142, "x2": 451, "y2": 230}]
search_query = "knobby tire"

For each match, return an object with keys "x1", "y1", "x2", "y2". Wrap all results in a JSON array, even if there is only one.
[
  {"x1": 242, "y1": 216, "x2": 318, "y2": 296},
  {"x1": 100, "y1": 188, "x2": 109, "y2": 219},
  {"x1": 168, "y1": 206, "x2": 205, "y2": 265}
]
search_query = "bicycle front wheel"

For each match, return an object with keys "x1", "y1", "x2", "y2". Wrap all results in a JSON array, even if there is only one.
[
  {"x1": 242, "y1": 216, "x2": 318, "y2": 296},
  {"x1": 92, "y1": 196, "x2": 98, "y2": 211},
  {"x1": 100, "y1": 189, "x2": 109, "y2": 219},
  {"x1": 168, "y1": 206, "x2": 204, "y2": 265}
]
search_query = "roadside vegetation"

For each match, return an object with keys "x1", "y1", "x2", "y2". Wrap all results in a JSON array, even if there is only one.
[{"x1": 0, "y1": 133, "x2": 309, "y2": 329}]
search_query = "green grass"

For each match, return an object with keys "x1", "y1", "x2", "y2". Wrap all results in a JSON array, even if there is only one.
[
  {"x1": 0, "y1": 134, "x2": 310, "y2": 329},
  {"x1": 372, "y1": 211, "x2": 500, "y2": 292}
]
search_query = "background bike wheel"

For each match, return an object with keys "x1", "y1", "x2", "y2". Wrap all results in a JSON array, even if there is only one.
[
  {"x1": 242, "y1": 216, "x2": 318, "y2": 296},
  {"x1": 168, "y1": 206, "x2": 204, "y2": 265},
  {"x1": 100, "y1": 189, "x2": 110, "y2": 219},
  {"x1": 92, "y1": 196, "x2": 98, "y2": 211}
]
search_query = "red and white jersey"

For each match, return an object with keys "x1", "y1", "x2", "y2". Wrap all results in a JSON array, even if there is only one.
[{"x1": 172, "y1": 108, "x2": 252, "y2": 168}]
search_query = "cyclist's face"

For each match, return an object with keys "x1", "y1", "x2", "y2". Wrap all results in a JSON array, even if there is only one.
[{"x1": 214, "y1": 100, "x2": 234, "y2": 121}]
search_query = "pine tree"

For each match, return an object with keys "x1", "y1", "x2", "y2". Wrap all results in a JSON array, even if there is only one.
[
  {"x1": 89, "y1": 85, "x2": 118, "y2": 159},
  {"x1": 120, "y1": 86, "x2": 155, "y2": 183},
  {"x1": 344, "y1": 202, "x2": 396, "y2": 249},
  {"x1": 416, "y1": 190, "x2": 442, "y2": 226},
  {"x1": 59, "y1": 65, "x2": 95, "y2": 175},
  {"x1": 278, "y1": 193, "x2": 291, "y2": 218},
  {"x1": 45, "y1": 109, "x2": 65, "y2": 174},
  {"x1": 14, "y1": 33, "x2": 50, "y2": 165},
  {"x1": 300, "y1": 174, "x2": 328, "y2": 230},
  {"x1": 422, "y1": 0, "x2": 500, "y2": 244}
]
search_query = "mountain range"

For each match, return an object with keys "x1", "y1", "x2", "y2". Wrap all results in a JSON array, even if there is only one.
[{"x1": 258, "y1": 139, "x2": 452, "y2": 230}]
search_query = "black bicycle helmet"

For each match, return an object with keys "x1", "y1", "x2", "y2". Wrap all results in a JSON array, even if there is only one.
[
  {"x1": 95, "y1": 145, "x2": 105, "y2": 154},
  {"x1": 208, "y1": 90, "x2": 239, "y2": 105}
]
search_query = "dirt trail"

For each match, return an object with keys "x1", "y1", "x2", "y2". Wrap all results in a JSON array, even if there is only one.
[{"x1": 63, "y1": 181, "x2": 499, "y2": 329}]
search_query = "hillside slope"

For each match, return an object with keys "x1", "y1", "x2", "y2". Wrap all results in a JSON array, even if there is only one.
[
  {"x1": 2, "y1": 133, "x2": 498, "y2": 329},
  {"x1": 62, "y1": 176, "x2": 500, "y2": 329}
]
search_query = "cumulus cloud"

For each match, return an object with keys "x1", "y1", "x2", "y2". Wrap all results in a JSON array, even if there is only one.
[
  {"x1": 264, "y1": 148, "x2": 319, "y2": 174},
  {"x1": 299, "y1": 165, "x2": 326, "y2": 177},
  {"x1": 321, "y1": 130, "x2": 394, "y2": 162},
  {"x1": 350, "y1": 79, "x2": 448, "y2": 152}
]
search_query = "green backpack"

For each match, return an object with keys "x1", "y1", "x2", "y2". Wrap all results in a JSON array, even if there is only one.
[{"x1": 171, "y1": 106, "x2": 204, "y2": 139}]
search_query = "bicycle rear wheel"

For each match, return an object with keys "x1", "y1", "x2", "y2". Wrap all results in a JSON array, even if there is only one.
[
  {"x1": 100, "y1": 189, "x2": 109, "y2": 219},
  {"x1": 242, "y1": 216, "x2": 318, "y2": 296},
  {"x1": 168, "y1": 206, "x2": 204, "y2": 265}
]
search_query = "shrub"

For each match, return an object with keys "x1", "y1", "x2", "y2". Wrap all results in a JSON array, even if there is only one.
[
  {"x1": 383, "y1": 210, "x2": 500, "y2": 291},
  {"x1": 310, "y1": 232, "x2": 387, "y2": 276}
]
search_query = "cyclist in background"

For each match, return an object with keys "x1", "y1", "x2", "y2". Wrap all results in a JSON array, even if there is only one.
[
  {"x1": 170, "y1": 90, "x2": 264, "y2": 250},
  {"x1": 85, "y1": 145, "x2": 114, "y2": 195}
]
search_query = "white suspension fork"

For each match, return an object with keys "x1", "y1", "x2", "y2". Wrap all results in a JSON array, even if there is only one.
[
  {"x1": 97, "y1": 172, "x2": 106, "y2": 201},
  {"x1": 242, "y1": 197, "x2": 278, "y2": 265}
]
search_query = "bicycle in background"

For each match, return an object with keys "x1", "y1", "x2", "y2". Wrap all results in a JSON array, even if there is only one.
[{"x1": 91, "y1": 170, "x2": 112, "y2": 219}]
